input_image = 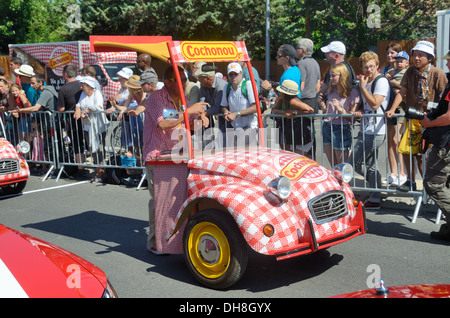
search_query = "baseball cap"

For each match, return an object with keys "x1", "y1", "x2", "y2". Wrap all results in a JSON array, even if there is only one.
[
  {"x1": 116, "y1": 67, "x2": 133, "y2": 79},
  {"x1": 394, "y1": 51, "x2": 409, "y2": 61},
  {"x1": 320, "y1": 41, "x2": 346, "y2": 55},
  {"x1": 227, "y1": 62, "x2": 242, "y2": 74},
  {"x1": 195, "y1": 63, "x2": 216, "y2": 77},
  {"x1": 279, "y1": 44, "x2": 297, "y2": 66},
  {"x1": 411, "y1": 40, "x2": 435, "y2": 57},
  {"x1": 80, "y1": 76, "x2": 96, "y2": 89},
  {"x1": 136, "y1": 70, "x2": 158, "y2": 85}
]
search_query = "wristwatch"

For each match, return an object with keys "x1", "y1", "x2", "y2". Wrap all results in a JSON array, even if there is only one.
[{"x1": 236, "y1": 111, "x2": 241, "y2": 117}]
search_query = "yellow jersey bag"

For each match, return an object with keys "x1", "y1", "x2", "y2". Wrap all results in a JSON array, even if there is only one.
[{"x1": 399, "y1": 119, "x2": 421, "y2": 155}]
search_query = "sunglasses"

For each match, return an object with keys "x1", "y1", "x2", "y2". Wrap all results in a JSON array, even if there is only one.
[
  {"x1": 276, "y1": 54, "x2": 285, "y2": 59},
  {"x1": 167, "y1": 77, "x2": 188, "y2": 82}
]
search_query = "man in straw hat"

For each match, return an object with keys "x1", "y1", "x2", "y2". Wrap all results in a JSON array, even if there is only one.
[
  {"x1": 419, "y1": 49, "x2": 450, "y2": 241},
  {"x1": 271, "y1": 79, "x2": 314, "y2": 155},
  {"x1": 15, "y1": 64, "x2": 39, "y2": 106}
]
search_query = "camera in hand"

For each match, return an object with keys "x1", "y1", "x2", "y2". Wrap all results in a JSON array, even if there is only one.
[{"x1": 405, "y1": 107, "x2": 426, "y2": 120}]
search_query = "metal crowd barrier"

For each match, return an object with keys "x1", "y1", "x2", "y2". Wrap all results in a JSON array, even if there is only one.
[
  {"x1": 4, "y1": 110, "x2": 146, "y2": 186},
  {"x1": 263, "y1": 112, "x2": 440, "y2": 224},
  {"x1": 3, "y1": 110, "x2": 57, "y2": 180},
  {"x1": 2, "y1": 109, "x2": 441, "y2": 223}
]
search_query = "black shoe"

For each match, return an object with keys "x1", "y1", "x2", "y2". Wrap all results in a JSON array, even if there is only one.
[
  {"x1": 69, "y1": 169, "x2": 88, "y2": 180},
  {"x1": 397, "y1": 180, "x2": 416, "y2": 192},
  {"x1": 430, "y1": 224, "x2": 450, "y2": 242},
  {"x1": 364, "y1": 200, "x2": 381, "y2": 210}
]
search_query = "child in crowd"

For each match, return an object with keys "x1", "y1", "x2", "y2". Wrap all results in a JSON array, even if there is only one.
[
  {"x1": 319, "y1": 63, "x2": 360, "y2": 166},
  {"x1": 387, "y1": 51, "x2": 409, "y2": 95},
  {"x1": 10, "y1": 83, "x2": 31, "y2": 142},
  {"x1": 384, "y1": 51, "x2": 409, "y2": 186},
  {"x1": 30, "y1": 120, "x2": 44, "y2": 163}
]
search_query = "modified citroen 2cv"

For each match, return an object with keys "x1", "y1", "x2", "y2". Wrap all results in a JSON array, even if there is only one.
[
  {"x1": 0, "y1": 116, "x2": 30, "y2": 195},
  {"x1": 90, "y1": 36, "x2": 366, "y2": 289}
]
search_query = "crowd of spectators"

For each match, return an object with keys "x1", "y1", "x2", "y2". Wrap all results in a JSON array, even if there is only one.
[{"x1": 1, "y1": 39, "x2": 449, "y2": 243}]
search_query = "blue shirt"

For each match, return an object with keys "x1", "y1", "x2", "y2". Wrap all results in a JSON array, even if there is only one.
[
  {"x1": 279, "y1": 66, "x2": 301, "y2": 98},
  {"x1": 21, "y1": 82, "x2": 40, "y2": 106}
]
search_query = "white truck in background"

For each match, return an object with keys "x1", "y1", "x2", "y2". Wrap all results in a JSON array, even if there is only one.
[{"x1": 436, "y1": 9, "x2": 450, "y2": 74}]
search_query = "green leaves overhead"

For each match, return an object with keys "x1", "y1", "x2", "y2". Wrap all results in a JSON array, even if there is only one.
[{"x1": 0, "y1": 0, "x2": 447, "y2": 59}]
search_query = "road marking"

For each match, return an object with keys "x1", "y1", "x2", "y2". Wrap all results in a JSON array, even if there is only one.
[
  {"x1": 23, "y1": 181, "x2": 90, "y2": 195},
  {"x1": 0, "y1": 181, "x2": 89, "y2": 199}
]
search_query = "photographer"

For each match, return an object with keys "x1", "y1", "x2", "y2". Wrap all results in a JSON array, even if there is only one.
[
  {"x1": 419, "y1": 51, "x2": 450, "y2": 241},
  {"x1": 387, "y1": 41, "x2": 448, "y2": 192}
]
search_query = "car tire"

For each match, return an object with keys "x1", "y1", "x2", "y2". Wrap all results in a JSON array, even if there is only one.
[
  {"x1": 183, "y1": 209, "x2": 248, "y2": 289},
  {"x1": 2, "y1": 180, "x2": 27, "y2": 194}
]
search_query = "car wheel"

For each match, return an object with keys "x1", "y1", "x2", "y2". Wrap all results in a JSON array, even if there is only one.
[
  {"x1": 2, "y1": 181, "x2": 27, "y2": 194},
  {"x1": 183, "y1": 209, "x2": 248, "y2": 289}
]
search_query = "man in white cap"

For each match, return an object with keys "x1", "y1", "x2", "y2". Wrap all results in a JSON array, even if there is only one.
[
  {"x1": 387, "y1": 40, "x2": 448, "y2": 192},
  {"x1": 15, "y1": 64, "x2": 39, "y2": 106},
  {"x1": 319, "y1": 41, "x2": 356, "y2": 96},
  {"x1": 220, "y1": 62, "x2": 258, "y2": 145}
]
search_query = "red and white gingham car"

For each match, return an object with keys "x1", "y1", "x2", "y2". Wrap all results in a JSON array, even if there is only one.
[
  {"x1": 0, "y1": 118, "x2": 30, "y2": 195},
  {"x1": 91, "y1": 36, "x2": 367, "y2": 290}
]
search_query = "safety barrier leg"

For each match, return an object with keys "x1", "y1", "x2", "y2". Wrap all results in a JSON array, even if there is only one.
[
  {"x1": 411, "y1": 195, "x2": 423, "y2": 223},
  {"x1": 41, "y1": 164, "x2": 55, "y2": 181},
  {"x1": 136, "y1": 172, "x2": 146, "y2": 191},
  {"x1": 435, "y1": 209, "x2": 442, "y2": 225}
]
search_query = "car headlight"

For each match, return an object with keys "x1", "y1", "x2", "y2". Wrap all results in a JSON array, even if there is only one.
[
  {"x1": 332, "y1": 163, "x2": 353, "y2": 183},
  {"x1": 269, "y1": 176, "x2": 292, "y2": 200},
  {"x1": 102, "y1": 280, "x2": 118, "y2": 298},
  {"x1": 16, "y1": 141, "x2": 30, "y2": 154}
]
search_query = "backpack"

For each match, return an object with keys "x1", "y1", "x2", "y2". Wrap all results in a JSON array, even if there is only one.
[
  {"x1": 370, "y1": 75, "x2": 395, "y2": 112},
  {"x1": 226, "y1": 80, "x2": 267, "y2": 113}
]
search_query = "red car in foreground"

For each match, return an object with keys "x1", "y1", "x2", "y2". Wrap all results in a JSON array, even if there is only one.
[
  {"x1": 0, "y1": 224, "x2": 117, "y2": 298},
  {"x1": 333, "y1": 280, "x2": 450, "y2": 298}
]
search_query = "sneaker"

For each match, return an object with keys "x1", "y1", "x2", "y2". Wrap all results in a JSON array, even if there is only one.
[
  {"x1": 364, "y1": 200, "x2": 381, "y2": 210},
  {"x1": 397, "y1": 179, "x2": 416, "y2": 192},
  {"x1": 382, "y1": 174, "x2": 395, "y2": 185},
  {"x1": 391, "y1": 174, "x2": 407, "y2": 186},
  {"x1": 148, "y1": 247, "x2": 168, "y2": 256},
  {"x1": 69, "y1": 169, "x2": 88, "y2": 181}
]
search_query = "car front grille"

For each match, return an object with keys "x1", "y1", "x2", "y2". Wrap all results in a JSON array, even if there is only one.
[
  {"x1": 308, "y1": 191, "x2": 348, "y2": 224},
  {"x1": 0, "y1": 159, "x2": 19, "y2": 175}
]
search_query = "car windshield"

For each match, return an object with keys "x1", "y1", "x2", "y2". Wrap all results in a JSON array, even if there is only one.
[{"x1": 103, "y1": 64, "x2": 138, "y2": 82}]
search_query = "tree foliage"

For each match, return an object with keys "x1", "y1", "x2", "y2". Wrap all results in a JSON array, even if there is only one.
[{"x1": 1, "y1": 0, "x2": 447, "y2": 59}]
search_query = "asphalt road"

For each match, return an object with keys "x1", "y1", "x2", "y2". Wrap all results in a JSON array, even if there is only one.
[{"x1": 1, "y1": 173, "x2": 449, "y2": 300}]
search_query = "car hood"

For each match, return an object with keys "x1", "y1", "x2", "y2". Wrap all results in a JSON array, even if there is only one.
[
  {"x1": 332, "y1": 284, "x2": 450, "y2": 298},
  {"x1": 0, "y1": 138, "x2": 20, "y2": 161},
  {"x1": 0, "y1": 224, "x2": 107, "y2": 298},
  {"x1": 189, "y1": 147, "x2": 336, "y2": 188}
]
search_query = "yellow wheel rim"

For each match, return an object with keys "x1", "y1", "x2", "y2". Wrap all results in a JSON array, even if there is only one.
[{"x1": 188, "y1": 222, "x2": 231, "y2": 279}]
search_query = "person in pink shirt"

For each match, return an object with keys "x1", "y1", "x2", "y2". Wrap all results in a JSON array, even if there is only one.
[{"x1": 140, "y1": 65, "x2": 208, "y2": 254}]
